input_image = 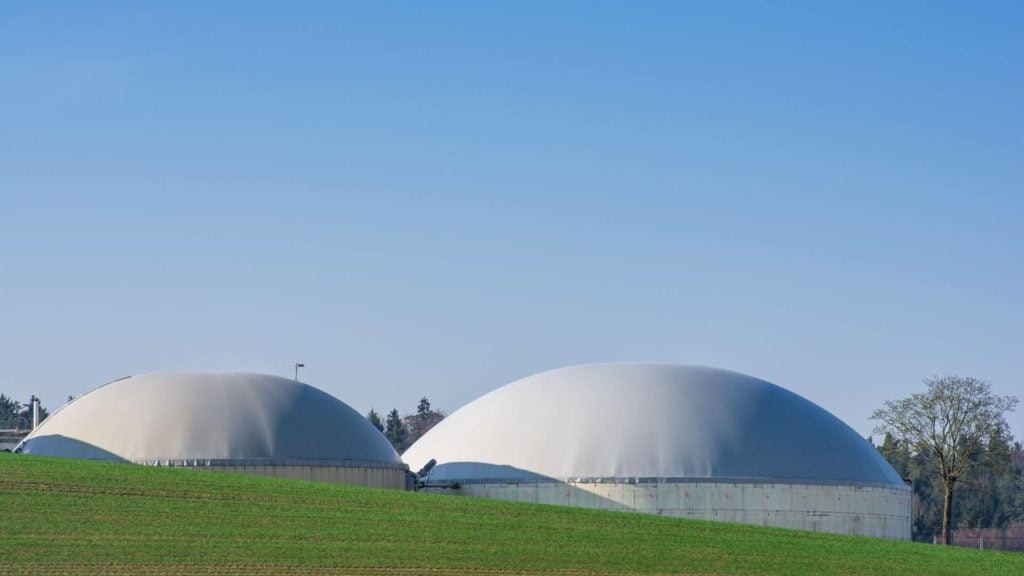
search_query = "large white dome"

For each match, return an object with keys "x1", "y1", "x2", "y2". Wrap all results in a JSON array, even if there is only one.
[
  {"x1": 403, "y1": 363, "x2": 904, "y2": 486},
  {"x1": 17, "y1": 372, "x2": 402, "y2": 468}
]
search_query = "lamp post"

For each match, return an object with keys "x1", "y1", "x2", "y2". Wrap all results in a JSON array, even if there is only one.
[{"x1": 292, "y1": 363, "x2": 305, "y2": 382}]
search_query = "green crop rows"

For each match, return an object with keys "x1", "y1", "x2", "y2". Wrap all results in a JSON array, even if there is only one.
[{"x1": 1, "y1": 453, "x2": 1021, "y2": 575}]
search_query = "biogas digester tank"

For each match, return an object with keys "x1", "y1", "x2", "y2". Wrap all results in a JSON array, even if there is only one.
[
  {"x1": 403, "y1": 363, "x2": 911, "y2": 539},
  {"x1": 17, "y1": 372, "x2": 406, "y2": 489}
]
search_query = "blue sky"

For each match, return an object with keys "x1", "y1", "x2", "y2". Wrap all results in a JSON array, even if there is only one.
[{"x1": 2, "y1": 2, "x2": 1021, "y2": 437}]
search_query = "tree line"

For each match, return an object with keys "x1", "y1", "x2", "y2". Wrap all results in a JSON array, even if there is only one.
[
  {"x1": 873, "y1": 430, "x2": 1024, "y2": 542},
  {"x1": 366, "y1": 396, "x2": 445, "y2": 453},
  {"x1": 0, "y1": 394, "x2": 50, "y2": 430}
]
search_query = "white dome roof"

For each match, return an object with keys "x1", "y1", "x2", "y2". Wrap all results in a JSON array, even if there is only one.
[
  {"x1": 17, "y1": 372, "x2": 402, "y2": 468},
  {"x1": 403, "y1": 363, "x2": 904, "y2": 487}
]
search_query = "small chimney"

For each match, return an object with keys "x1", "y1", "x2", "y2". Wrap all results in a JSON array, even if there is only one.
[{"x1": 31, "y1": 396, "x2": 40, "y2": 429}]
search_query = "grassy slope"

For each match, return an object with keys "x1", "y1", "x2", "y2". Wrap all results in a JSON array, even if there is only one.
[{"x1": 1, "y1": 454, "x2": 1021, "y2": 575}]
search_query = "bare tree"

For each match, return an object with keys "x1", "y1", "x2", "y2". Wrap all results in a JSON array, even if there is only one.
[{"x1": 871, "y1": 375, "x2": 1018, "y2": 545}]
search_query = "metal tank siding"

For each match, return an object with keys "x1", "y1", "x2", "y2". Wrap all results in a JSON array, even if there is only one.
[
  {"x1": 405, "y1": 364, "x2": 913, "y2": 539},
  {"x1": 16, "y1": 372, "x2": 407, "y2": 490}
]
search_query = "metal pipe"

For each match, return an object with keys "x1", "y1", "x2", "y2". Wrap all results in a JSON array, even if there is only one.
[{"x1": 31, "y1": 397, "x2": 40, "y2": 429}]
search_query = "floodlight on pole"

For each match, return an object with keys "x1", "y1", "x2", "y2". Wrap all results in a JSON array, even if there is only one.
[{"x1": 292, "y1": 363, "x2": 305, "y2": 382}]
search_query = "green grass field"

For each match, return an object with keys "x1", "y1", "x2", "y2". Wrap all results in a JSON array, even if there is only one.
[{"x1": 1, "y1": 454, "x2": 1021, "y2": 575}]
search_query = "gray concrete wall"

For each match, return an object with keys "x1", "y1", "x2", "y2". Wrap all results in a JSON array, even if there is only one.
[
  {"x1": 198, "y1": 464, "x2": 407, "y2": 490},
  {"x1": 429, "y1": 481, "x2": 911, "y2": 540}
]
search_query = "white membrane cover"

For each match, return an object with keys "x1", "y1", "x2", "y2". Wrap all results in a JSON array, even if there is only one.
[
  {"x1": 403, "y1": 363, "x2": 905, "y2": 487},
  {"x1": 17, "y1": 372, "x2": 402, "y2": 468}
]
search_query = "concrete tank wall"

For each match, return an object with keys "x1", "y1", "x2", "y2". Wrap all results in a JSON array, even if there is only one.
[
  {"x1": 174, "y1": 464, "x2": 408, "y2": 490},
  {"x1": 427, "y1": 481, "x2": 911, "y2": 540}
]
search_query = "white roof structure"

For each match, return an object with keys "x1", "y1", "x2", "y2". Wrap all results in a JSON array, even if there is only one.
[
  {"x1": 403, "y1": 363, "x2": 905, "y2": 487},
  {"x1": 16, "y1": 372, "x2": 402, "y2": 468}
]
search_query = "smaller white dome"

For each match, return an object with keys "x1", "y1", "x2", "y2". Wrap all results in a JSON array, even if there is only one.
[{"x1": 18, "y1": 372, "x2": 402, "y2": 468}]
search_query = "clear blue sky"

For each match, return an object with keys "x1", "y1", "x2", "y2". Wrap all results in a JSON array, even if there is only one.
[{"x1": 2, "y1": 2, "x2": 1021, "y2": 438}]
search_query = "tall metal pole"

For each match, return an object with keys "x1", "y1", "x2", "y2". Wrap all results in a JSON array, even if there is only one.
[
  {"x1": 292, "y1": 363, "x2": 305, "y2": 382},
  {"x1": 31, "y1": 396, "x2": 40, "y2": 429}
]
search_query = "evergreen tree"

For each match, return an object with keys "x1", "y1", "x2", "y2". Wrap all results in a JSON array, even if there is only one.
[
  {"x1": 1007, "y1": 442, "x2": 1024, "y2": 525},
  {"x1": 412, "y1": 396, "x2": 431, "y2": 439},
  {"x1": 877, "y1": 433, "x2": 911, "y2": 479},
  {"x1": 404, "y1": 397, "x2": 445, "y2": 445},
  {"x1": 956, "y1": 428, "x2": 1015, "y2": 529},
  {"x1": 384, "y1": 408, "x2": 408, "y2": 452},
  {"x1": 0, "y1": 394, "x2": 20, "y2": 429},
  {"x1": 366, "y1": 408, "x2": 384, "y2": 433}
]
